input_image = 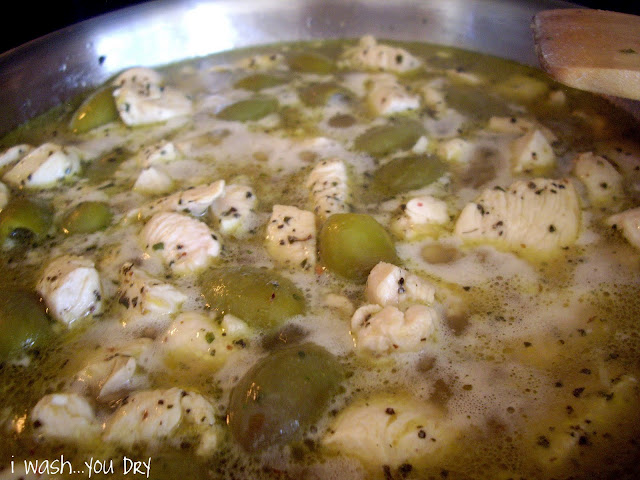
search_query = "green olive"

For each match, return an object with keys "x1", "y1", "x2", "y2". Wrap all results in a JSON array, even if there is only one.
[
  {"x1": 444, "y1": 85, "x2": 511, "y2": 120},
  {"x1": 0, "y1": 289, "x2": 51, "y2": 361},
  {"x1": 228, "y1": 343, "x2": 344, "y2": 452},
  {"x1": 287, "y1": 52, "x2": 336, "y2": 74},
  {"x1": 328, "y1": 113, "x2": 357, "y2": 128},
  {"x1": 371, "y1": 154, "x2": 448, "y2": 197},
  {"x1": 354, "y1": 119, "x2": 425, "y2": 157},
  {"x1": 200, "y1": 266, "x2": 306, "y2": 329},
  {"x1": 260, "y1": 324, "x2": 308, "y2": 351},
  {"x1": 61, "y1": 201, "x2": 112, "y2": 235},
  {"x1": 0, "y1": 199, "x2": 52, "y2": 244},
  {"x1": 319, "y1": 213, "x2": 398, "y2": 282},
  {"x1": 217, "y1": 96, "x2": 279, "y2": 122},
  {"x1": 234, "y1": 73, "x2": 289, "y2": 91},
  {"x1": 69, "y1": 87, "x2": 119, "y2": 134},
  {"x1": 299, "y1": 82, "x2": 352, "y2": 107}
]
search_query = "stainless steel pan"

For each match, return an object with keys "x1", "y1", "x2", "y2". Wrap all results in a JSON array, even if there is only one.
[{"x1": 0, "y1": 0, "x2": 579, "y2": 136}]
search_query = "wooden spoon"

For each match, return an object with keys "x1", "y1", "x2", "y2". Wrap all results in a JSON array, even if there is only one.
[{"x1": 532, "y1": 9, "x2": 640, "y2": 100}]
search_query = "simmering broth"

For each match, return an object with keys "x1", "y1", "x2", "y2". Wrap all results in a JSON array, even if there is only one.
[{"x1": 0, "y1": 37, "x2": 639, "y2": 480}]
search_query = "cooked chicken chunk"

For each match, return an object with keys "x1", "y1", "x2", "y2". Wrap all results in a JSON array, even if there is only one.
[
  {"x1": 573, "y1": 152, "x2": 624, "y2": 206},
  {"x1": 392, "y1": 195, "x2": 449, "y2": 239},
  {"x1": 454, "y1": 178, "x2": 581, "y2": 253},
  {"x1": 365, "y1": 262, "x2": 435, "y2": 308},
  {"x1": 445, "y1": 68, "x2": 484, "y2": 85},
  {"x1": 133, "y1": 166, "x2": 174, "y2": 194},
  {"x1": 3, "y1": 143, "x2": 80, "y2": 189},
  {"x1": 265, "y1": 205, "x2": 316, "y2": 268},
  {"x1": 103, "y1": 388, "x2": 218, "y2": 453},
  {"x1": 340, "y1": 35, "x2": 422, "y2": 73},
  {"x1": 488, "y1": 116, "x2": 557, "y2": 142},
  {"x1": 140, "y1": 212, "x2": 221, "y2": 274},
  {"x1": 534, "y1": 375, "x2": 638, "y2": 468},
  {"x1": 112, "y1": 67, "x2": 193, "y2": 126},
  {"x1": 31, "y1": 393, "x2": 101, "y2": 442},
  {"x1": 324, "y1": 393, "x2": 457, "y2": 466},
  {"x1": 129, "y1": 180, "x2": 225, "y2": 220},
  {"x1": 306, "y1": 159, "x2": 350, "y2": 222},
  {"x1": 437, "y1": 138, "x2": 474, "y2": 163},
  {"x1": 350, "y1": 262, "x2": 439, "y2": 354},
  {"x1": 136, "y1": 141, "x2": 179, "y2": 168},
  {"x1": 209, "y1": 183, "x2": 258, "y2": 237},
  {"x1": 0, "y1": 182, "x2": 8, "y2": 210},
  {"x1": 367, "y1": 74, "x2": 420, "y2": 116},
  {"x1": 73, "y1": 338, "x2": 152, "y2": 402},
  {"x1": 36, "y1": 255, "x2": 102, "y2": 326},
  {"x1": 0, "y1": 144, "x2": 32, "y2": 168},
  {"x1": 510, "y1": 129, "x2": 555, "y2": 174},
  {"x1": 351, "y1": 304, "x2": 438, "y2": 354},
  {"x1": 118, "y1": 263, "x2": 188, "y2": 324},
  {"x1": 607, "y1": 207, "x2": 640, "y2": 250},
  {"x1": 419, "y1": 84, "x2": 446, "y2": 114},
  {"x1": 159, "y1": 312, "x2": 249, "y2": 372}
]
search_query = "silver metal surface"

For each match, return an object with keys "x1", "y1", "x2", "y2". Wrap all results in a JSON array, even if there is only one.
[{"x1": 0, "y1": 0, "x2": 577, "y2": 136}]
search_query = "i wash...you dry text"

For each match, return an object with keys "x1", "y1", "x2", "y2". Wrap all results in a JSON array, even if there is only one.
[{"x1": 11, "y1": 455, "x2": 152, "y2": 477}]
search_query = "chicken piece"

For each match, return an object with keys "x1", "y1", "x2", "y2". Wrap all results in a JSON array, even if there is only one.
[
  {"x1": 412, "y1": 136, "x2": 430, "y2": 154},
  {"x1": 118, "y1": 263, "x2": 188, "y2": 319},
  {"x1": 365, "y1": 262, "x2": 435, "y2": 308},
  {"x1": 324, "y1": 393, "x2": 457, "y2": 466},
  {"x1": 0, "y1": 182, "x2": 8, "y2": 210},
  {"x1": 0, "y1": 144, "x2": 32, "y2": 168},
  {"x1": 573, "y1": 152, "x2": 624, "y2": 206},
  {"x1": 306, "y1": 159, "x2": 350, "y2": 222},
  {"x1": 420, "y1": 84, "x2": 447, "y2": 114},
  {"x1": 132, "y1": 142, "x2": 180, "y2": 194},
  {"x1": 159, "y1": 312, "x2": 249, "y2": 373},
  {"x1": 511, "y1": 129, "x2": 555, "y2": 174},
  {"x1": 606, "y1": 207, "x2": 640, "y2": 250},
  {"x1": 31, "y1": 393, "x2": 101, "y2": 442},
  {"x1": 73, "y1": 338, "x2": 152, "y2": 402},
  {"x1": 548, "y1": 89, "x2": 567, "y2": 106},
  {"x1": 534, "y1": 375, "x2": 638, "y2": 469},
  {"x1": 437, "y1": 138, "x2": 474, "y2": 163},
  {"x1": 392, "y1": 195, "x2": 449, "y2": 239},
  {"x1": 265, "y1": 205, "x2": 316, "y2": 269},
  {"x1": 128, "y1": 180, "x2": 225, "y2": 220},
  {"x1": 113, "y1": 67, "x2": 164, "y2": 87},
  {"x1": 2, "y1": 143, "x2": 80, "y2": 189},
  {"x1": 136, "y1": 141, "x2": 178, "y2": 168},
  {"x1": 367, "y1": 74, "x2": 420, "y2": 116},
  {"x1": 36, "y1": 255, "x2": 102, "y2": 326},
  {"x1": 351, "y1": 304, "x2": 438, "y2": 354},
  {"x1": 140, "y1": 212, "x2": 221, "y2": 274},
  {"x1": 340, "y1": 35, "x2": 422, "y2": 73},
  {"x1": 445, "y1": 68, "x2": 485, "y2": 85},
  {"x1": 209, "y1": 183, "x2": 258, "y2": 237},
  {"x1": 105, "y1": 389, "x2": 181, "y2": 447},
  {"x1": 103, "y1": 387, "x2": 218, "y2": 453},
  {"x1": 350, "y1": 262, "x2": 439, "y2": 354},
  {"x1": 488, "y1": 116, "x2": 557, "y2": 142},
  {"x1": 112, "y1": 67, "x2": 192, "y2": 126},
  {"x1": 133, "y1": 166, "x2": 174, "y2": 194},
  {"x1": 324, "y1": 293, "x2": 355, "y2": 317},
  {"x1": 454, "y1": 178, "x2": 581, "y2": 253}
]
